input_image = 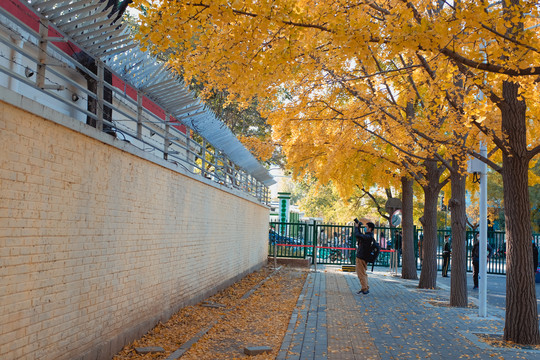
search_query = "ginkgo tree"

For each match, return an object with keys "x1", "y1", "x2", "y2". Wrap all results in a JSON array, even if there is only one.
[
  {"x1": 269, "y1": 39, "x2": 481, "y2": 304},
  {"x1": 266, "y1": 80, "x2": 432, "y2": 278},
  {"x1": 133, "y1": 0, "x2": 540, "y2": 344}
]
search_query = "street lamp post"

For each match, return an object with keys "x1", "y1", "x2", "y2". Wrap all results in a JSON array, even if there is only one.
[
  {"x1": 478, "y1": 143, "x2": 488, "y2": 318},
  {"x1": 468, "y1": 143, "x2": 488, "y2": 317}
]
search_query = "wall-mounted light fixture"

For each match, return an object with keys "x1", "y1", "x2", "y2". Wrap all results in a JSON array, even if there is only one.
[
  {"x1": 24, "y1": 67, "x2": 34, "y2": 78},
  {"x1": 150, "y1": 131, "x2": 156, "y2": 137},
  {"x1": 71, "y1": 93, "x2": 79, "y2": 102}
]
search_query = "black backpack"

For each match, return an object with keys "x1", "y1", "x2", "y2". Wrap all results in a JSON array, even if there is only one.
[{"x1": 365, "y1": 238, "x2": 381, "y2": 263}]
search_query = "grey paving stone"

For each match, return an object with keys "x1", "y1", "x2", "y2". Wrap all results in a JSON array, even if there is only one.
[
  {"x1": 134, "y1": 346, "x2": 165, "y2": 354},
  {"x1": 243, "y1": 346, "x2": 272, "y2": 355},
  {"x1": 279, "y1": 266, "x2": 540, "y2": 360}
]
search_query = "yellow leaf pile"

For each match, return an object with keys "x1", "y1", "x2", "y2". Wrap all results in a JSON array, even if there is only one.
[{"x1": 113, "y1": 266, "x2": 307, "y2": 360}]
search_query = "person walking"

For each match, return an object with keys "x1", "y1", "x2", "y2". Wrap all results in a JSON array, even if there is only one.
[
  {"x1": 472, "y1": 233, "x2": 493, "y2": 289},
  {"x1": 355, "y1": 220, "x2": 375, "y2": 295},
  {"x1": 442, "y1": 235, "x2": 451, "y2": 277}
]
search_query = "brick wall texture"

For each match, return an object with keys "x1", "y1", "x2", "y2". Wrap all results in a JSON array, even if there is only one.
[{"x1": 0, "y1": 100, "x2": 269, "y2": 360}]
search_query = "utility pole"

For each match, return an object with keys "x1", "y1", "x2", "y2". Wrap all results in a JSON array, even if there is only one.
[
  {"x1": 478, "y1": 143, "x2": 488, "y2": 317},
  {"x1": 468, "y1": 143, "x2": 488, "y2": 317}
]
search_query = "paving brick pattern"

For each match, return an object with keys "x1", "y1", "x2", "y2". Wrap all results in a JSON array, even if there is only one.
[
  {"x1": 280, "y1": 266, "x2": 540, "y2": 360},
  {"x1": 278, "y1": 271, "x2": 328, "y2": 359},
  {"x1": 326, "y1": 272, "x2": 380, "y2": 360}
]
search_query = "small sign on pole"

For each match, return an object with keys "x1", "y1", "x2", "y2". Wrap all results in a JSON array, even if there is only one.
[{"x1": 278, "y1": 192, "x2": 291, "y2": 234}]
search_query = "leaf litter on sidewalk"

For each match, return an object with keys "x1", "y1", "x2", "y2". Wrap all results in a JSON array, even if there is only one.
[{"x1": 114, "y1": 265, "x2": 308, "y2": 360}]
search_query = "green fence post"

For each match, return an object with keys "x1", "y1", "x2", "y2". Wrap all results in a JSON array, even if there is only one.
[
  {"x1": 313, "y1": 220, "x2": 318, "y2": 271},
  {"x1": 303, "y1": 223, "x2": 309, "y2": 260}
]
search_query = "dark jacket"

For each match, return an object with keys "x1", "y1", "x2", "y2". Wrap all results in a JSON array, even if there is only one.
[
  {"x1": 443, "y1": 242, "x2": 451, "y2": 257},
  {"x1": 355, "y1": 226, "x2": 374, "y2": 260},
  {"x1": 472, "y1": 241, "x2": 493, "y2": 262}
]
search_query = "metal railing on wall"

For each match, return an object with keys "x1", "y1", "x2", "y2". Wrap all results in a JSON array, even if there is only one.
[{"x1": 0, "y1": 0, "x2": 274, "y2": 204}]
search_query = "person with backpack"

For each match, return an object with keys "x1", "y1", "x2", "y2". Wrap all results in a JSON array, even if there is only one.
[{"x1": 354, "y1": 220, "x2": 376, "y2": 295}]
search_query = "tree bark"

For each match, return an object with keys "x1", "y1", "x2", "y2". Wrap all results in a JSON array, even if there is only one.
[
  {"x1": 401, "y1": 177, "x2": 417, "y2": 279},
  {"x1": 449, "y1": 160, "x2": 468, "y2": 307},
  {"x1": 418, "y1": 160, "x2": 442, "y2": 289},
  {"x1": 500, "y1": 80, "x2": 540, "y2": 344}
]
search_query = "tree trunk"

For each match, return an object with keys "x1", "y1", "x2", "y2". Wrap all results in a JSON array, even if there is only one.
[
  {"x1": 418, "y1": 160, "x2": 441, "y2": 289},
  {"x1": 401, "y1": 177, "x2": 417, "y2": 279},
  {"x1": 449, "y1": 161, "x2": 468, "y2": 307},
  {"x1": 500, "y1": 80, "x2": 539, "y2": 344}
]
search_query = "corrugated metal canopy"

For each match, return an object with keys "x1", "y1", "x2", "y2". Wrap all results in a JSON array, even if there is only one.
[{"x1": 27, "y1": 0, "x2": 275, "y2": 185}]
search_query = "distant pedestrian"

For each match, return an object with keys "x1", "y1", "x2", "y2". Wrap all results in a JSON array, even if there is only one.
[
  {"x1": 472, "y1": 233, "x2": 493, "y2": 289},
  {"x1": 418, "y1": 234, "x2": 424, "y2": 266},
  {"x1": 319, "y1": 228, "x2": 328, "y2": 259},
  {"x1": 442, "y1": 235, "x2": 451, "y2": 277},
  {"x1": 394, "y1": 230, "x2": 402, "y2": 253},
  {"x1": 341, "y1": 230, "x2": 350, "y2": 259},
  {"x1": 355, "y1": 220, "x2": 375, "y2": 295},
  {"x1": 319, "y1": 228, "x2": 328, "y2": 245},
  {"x1": 394, "y1": 230, "x2": 402, "y2": 266},
  {"x1": 379, "y1": 232, "x2": 387, "y2": 249}
]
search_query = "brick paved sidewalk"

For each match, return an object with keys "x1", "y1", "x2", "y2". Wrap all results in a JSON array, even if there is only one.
[{"x1": 278, "y1": 265, "x2": 540, "y2": 360}]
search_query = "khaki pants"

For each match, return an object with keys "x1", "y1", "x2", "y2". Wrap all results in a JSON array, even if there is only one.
[{"x1": 356, "y1": 258, "x2": 369, "y2": 291}]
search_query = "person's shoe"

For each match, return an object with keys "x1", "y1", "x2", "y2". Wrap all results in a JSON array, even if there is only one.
[
  {"x1": 362, "y1": 290, "x2": 370, "y2": 294},
  {"x1": 473, "y1": 286, "x2": 478, "y2": 289}
]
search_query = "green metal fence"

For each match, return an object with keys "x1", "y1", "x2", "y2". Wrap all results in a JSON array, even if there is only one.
[
  {"x1": 269, "y1": 221, "x2": 540, "y2": 275},
  {"x1": 414, "y1": 229, "x2": 512, "y2": 274},
  {"x1": 269, "y1": 221, "x2": 395, "y2": 267},
  {"x1": 268, "y1": 222, "x2": 309, "y2": 259}
]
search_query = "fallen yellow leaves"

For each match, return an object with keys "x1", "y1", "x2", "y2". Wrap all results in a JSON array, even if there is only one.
[
  {"x1": 476, "y1": 333, "x2": 540, "y2": 351},
  {"x1": 113, "y1": 265, "x2": 307, "y2": 360}
]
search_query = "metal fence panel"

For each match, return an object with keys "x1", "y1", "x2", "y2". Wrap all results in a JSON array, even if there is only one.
[{"x1": 269, "y1": 221, "x2": 539, "y2": 276}]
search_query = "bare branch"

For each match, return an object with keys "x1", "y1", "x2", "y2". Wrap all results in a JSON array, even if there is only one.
[
  {"x1": 399, "y1": 0, "x2": 422, "y2": 24},
  {"x1": 398, "y1": 55, "x2": 424, "y2": 108},
  {"x1": 351, "y1": 120, "x2": 432, "y2": 162},
  {"x1": 481, "y1": 23, "x2": 540, "y2": 55},
  {"x1": 366, "y1": 2, "x2": 391, "y2": 16},
  {"x1": 528, "y1": 144, "x2": 540, "y2": 161},
  {"x1": 439, "y1": 174, "x2": 450, "y2": 189},
  {"x1": 433, "y1": 152, "x2": 456, "y2": 173},
  {"x1": 360, "y1": 186, "x2": 391, "y2": 220},
  {"x1": 347, "y1": 65, "x2": 422, "y2": 81},
  {"x1": 441, "y1": 48, "x2": 540, "y2": 76},
  {"x1": 416, "y1": 52, "x2": 436, "y2": 80},
  {"x1": 487, "y1": 146, "x2": 500, "y2": 159},
  {"x1": 369, "y1": 49, "x2": 398, "y2": 106},
  {"x1": 469, "y1": 119, "x2": 509, "y2": 159},
  {"x1": 467, "y1": 149, "x2": 503, "y2": 173},
  {"x1": 451, "y1": 61, "x2": 503, "y2": 105}
]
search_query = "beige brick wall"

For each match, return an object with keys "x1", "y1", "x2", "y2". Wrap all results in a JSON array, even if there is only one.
[{"x1": 0, "y1": 97, "x2": 269, "y2": 360}]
